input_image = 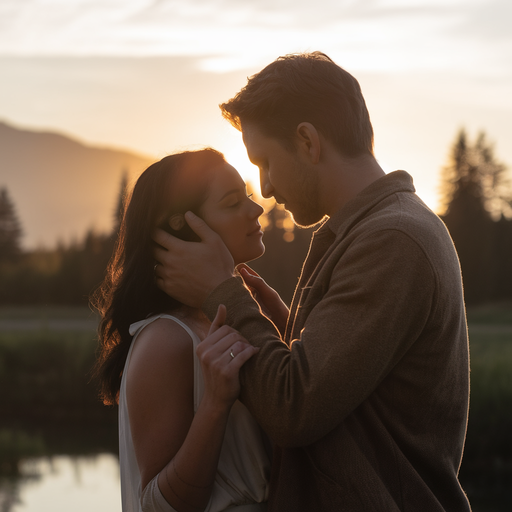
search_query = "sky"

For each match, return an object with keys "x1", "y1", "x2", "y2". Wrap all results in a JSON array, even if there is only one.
[{"x1": 1, "y1": 0, "x2": 511, "y2": 247}]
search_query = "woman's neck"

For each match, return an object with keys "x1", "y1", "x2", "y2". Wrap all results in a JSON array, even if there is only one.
[{"x1": 168, "y1": 304, "x2": 211, "y2": 340}]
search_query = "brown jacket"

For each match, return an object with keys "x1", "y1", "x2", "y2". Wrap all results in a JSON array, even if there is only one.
[{"x1": 203, "y1": 171, "x2": 471, "y2": 511}]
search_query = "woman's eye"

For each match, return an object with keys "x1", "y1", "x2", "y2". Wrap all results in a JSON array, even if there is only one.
[{"x1": 247, "y1": 193, "x2": 253, "y2": 198}]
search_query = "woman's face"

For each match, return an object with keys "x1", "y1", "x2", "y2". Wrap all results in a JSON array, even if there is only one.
[{"x1": 200, "y1": 163, "x2": 265, "y2": 266}]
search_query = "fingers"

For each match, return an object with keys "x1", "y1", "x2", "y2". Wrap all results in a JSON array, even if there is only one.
[
  {"x1": 226, "y1": 339, "x2": 256, "y2": 359},
  {"x1": 153, "y1": 227, "x2": 184, "y2": 251},
  {"x1": 184, "y1": 211, "x2": 217, "y2": 243},
  {"x1": 237, "y1": 263, "x2": 261, "y2": 279},
  {"x1": 198, "y1": 328, "x2": 244, "y2": 358},
  {"x1": 227, "y1": 343, "x2": 259, "y2": 369},
  {"x1": 239, "y1": 265, "x2": 267, "y2": 295},
  {"x1": 208, "y1": 304, "x2": 227, "y2": 336}
]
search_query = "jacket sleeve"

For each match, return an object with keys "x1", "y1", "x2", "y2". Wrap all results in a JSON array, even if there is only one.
[{"x1": 202, "y1": 228, "x2": 436, "y2": 447}]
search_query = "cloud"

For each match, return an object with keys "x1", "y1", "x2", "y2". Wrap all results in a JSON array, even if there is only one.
[
  {"x1": 449, "y1": 0, "x2": 512, "y2": 41},
  {"x1": 0, "y1": 0, "x2": 509, "y2": 76}
]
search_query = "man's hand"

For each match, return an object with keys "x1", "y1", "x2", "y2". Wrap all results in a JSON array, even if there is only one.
[
  {"x1": 153, "y1": 212, "x2": 235, "y2": 308},
  {"x1": 237, "y1": 264, "x2": 289, "y2": 336}
]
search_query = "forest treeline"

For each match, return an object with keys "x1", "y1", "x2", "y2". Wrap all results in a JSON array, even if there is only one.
[{"x1": 0, "y1": 128, "x2": 511, "y2": 306}]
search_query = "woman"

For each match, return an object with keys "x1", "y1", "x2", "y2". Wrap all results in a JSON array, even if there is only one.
[{"x1": 92, "y1": 149, "x2": 270, "y2": 512}]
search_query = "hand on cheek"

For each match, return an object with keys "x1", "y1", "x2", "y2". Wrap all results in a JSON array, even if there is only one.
[{"x1": 153, "y1": 212, "x2": 235, "y2": 307}]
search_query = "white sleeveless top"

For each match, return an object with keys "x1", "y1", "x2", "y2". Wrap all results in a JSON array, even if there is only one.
[{"x1": 119, "y1": 314, "x2": 270, "y2": 512}]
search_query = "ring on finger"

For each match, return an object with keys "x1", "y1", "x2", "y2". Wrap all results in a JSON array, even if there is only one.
[
  {"x1": 230, "y1": 349, "x2": 235, "y2": 359},
  {"x1": 153, "y1": 263, "x2": 158, "y2": 272}
]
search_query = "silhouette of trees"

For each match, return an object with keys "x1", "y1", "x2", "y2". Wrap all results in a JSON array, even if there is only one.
[
  {"x1": 0, "y1": 187, "x2": 23, "y2": 263},
  {"x1": 3, "y1": 135, "x2": 510, "y2": 308},
  {"x1": 440, "y1": 129, "x2": 511, "y2": 220},
  {"x1": 440, "y1": 129, "x2": 512, "y2": 304},
  {"x1": 251, "y1": 202, "x2": 314, "y2": 305},
  {"x1": 0, "y1": 172, "x2": 127, "y2": 305}
]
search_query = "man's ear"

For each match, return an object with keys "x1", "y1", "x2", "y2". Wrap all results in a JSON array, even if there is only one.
[{"x1": 295, "y1": 122, "x2": 321, "y2": 164}]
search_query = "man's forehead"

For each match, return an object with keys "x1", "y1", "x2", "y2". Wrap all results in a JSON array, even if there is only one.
[{"x1": 242, "y1": 123, "x2": 274, "y2": 154}]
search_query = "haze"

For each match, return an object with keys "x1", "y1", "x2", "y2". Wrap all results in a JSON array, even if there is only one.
[{"x1": 0, "y1": 0, "x2": 511, "y2": 248}]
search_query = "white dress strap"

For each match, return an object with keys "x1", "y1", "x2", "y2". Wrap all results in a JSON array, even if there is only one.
[{"x1": 129, "y1": 313, "x2": 197, "y2": 341}]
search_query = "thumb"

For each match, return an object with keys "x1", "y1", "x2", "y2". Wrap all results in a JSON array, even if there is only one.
[
  {"x1": 208, "y1": 304, "x2": 227, "y2": 336},
  {"x1": 184, "y1": 211, "x2": 216, "y2": 242}
]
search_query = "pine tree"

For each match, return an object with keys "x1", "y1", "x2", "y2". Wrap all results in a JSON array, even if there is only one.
[
  {"x1": 440, "y1": 129, "x2": 511, "y2": 220},
  {"x1": 440, "y1": 129, "x2": 512, "y2": 303},
  {"x1": 0, "y1": 187, "x2": 23, "y2": 262}
]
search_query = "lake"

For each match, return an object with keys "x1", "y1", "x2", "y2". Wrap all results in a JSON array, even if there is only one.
[
  {"x1": 1, "y1": 305, "x2": 511, "y2": 511},
  {"x1": 2, "y1": 454, "x2": 121, "y2": 512}
]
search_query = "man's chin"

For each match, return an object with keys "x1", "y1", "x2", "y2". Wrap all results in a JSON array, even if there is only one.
[{"x1": 289, "y1": 213, "x2": 326, "y2": 229}]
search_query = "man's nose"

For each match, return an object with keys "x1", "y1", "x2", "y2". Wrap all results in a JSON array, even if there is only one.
[{"x1": 260, "y1": 169, "x2": 274, "y2": 199}]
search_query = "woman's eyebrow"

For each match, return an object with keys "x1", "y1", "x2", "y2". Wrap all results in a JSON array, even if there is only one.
[{"x1": 218, "y1": 188, "x2": 240, "y2": 202}]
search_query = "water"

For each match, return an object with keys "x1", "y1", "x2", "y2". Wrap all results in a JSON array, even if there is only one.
[{"x1": 1, "y1": 454, "x2": 121, "y2": 512}]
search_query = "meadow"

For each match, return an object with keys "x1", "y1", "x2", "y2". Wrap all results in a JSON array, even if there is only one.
[{"x1": 0, "y1": 304, "x2": 511, "y2": 510}]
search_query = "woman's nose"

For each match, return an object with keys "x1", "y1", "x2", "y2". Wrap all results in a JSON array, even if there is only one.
[{"x1": 250, "y1": 199, "x2": 264, "y2": 218}]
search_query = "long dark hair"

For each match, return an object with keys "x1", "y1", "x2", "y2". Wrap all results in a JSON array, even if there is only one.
[{"x1": 91, "y1": 148, "x2": 226, "y2": 405}]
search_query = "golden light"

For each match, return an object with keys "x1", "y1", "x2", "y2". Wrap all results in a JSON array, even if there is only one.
[
  {"x1": 222, "y1": 141, "x2": 276, "y2": 214},
  {"x1": 222, "y1": 142, "x2": 258, "y2": 185}
]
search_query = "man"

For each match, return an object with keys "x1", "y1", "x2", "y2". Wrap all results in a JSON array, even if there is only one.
[{"x1": 153, "y1": 52, "x2": 471, "y2": 511}]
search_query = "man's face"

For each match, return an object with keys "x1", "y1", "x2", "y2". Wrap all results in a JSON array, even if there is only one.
[{"x1": 242, "y1": 122, "x2": 324, "y2": 228}]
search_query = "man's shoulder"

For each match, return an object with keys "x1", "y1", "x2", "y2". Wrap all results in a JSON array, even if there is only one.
[{"x1": 348, "y1": 188, "x2": 449, "y2": 248}]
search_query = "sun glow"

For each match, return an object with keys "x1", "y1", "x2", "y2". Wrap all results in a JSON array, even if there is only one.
[{"x1": 222, "y1": 141, "x2": 275, "y2": 212}]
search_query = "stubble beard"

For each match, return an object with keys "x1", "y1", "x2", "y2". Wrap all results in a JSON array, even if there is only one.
[{"x1": 287, "y1": 160, "x2": 325, "y2": 228}]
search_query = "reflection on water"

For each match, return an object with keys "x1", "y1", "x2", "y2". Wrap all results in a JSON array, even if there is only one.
[{"x1": 1, "y1": 454, "x2": 121, "y2": 512}]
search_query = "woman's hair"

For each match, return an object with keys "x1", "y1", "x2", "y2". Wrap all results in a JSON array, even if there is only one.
[
  {"x1": 220, "y1": 51, "x2": 374, "y2": 158},
  {"x1": 91, "y1": 148, "x2": 226, "y2": 405}
]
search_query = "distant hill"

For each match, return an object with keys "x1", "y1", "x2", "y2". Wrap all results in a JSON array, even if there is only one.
[{"x1": 0, "y1": 120, "x2": 153, "y2": 248}]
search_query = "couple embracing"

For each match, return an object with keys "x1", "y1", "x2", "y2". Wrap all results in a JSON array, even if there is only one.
[{"x1": 93, "y1": 52, "x2": 471, "y2": 512}]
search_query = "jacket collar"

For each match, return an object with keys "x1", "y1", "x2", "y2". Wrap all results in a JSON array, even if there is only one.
[{"x1": 317, "y1": 170, "x2": 415, "y2": 238}]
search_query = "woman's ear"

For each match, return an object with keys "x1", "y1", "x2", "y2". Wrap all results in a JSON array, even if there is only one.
[
  {"x1": 168, "y1": 213, "x2": 185, "y2": 231},
  {"x1": 295, "y1": 122, "x2": 321, "y2": 164}
]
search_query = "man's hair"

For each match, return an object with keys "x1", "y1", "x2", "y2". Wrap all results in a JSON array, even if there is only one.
[{"x1": 220, "y1": 51, "x2": 374, "y2": 157}]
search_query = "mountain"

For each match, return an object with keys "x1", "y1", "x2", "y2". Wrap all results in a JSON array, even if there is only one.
[{"x1": 0, "y1": 120, "x2": 153, "y2": 248}]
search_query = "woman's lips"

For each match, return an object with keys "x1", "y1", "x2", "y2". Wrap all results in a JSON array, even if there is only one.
[{"x1": 248, "y1": 225, "x2": 263, "y2": 236}]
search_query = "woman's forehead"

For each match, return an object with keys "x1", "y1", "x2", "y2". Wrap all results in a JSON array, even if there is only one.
[{"x1": 208, "y1": 163, "x2": 245, "y2": 196}]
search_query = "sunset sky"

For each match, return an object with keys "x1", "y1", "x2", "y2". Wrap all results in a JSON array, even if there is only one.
[{"x1": 1, "y1": 0, "x2": 511, "y2": 247}]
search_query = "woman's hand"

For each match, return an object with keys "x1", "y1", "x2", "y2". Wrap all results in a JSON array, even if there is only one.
[
  {"x1": 196, "y1": 304, "x2": 259, "y2": 410},
  {"x1": 238, "y1": 264, "x2": 289, "y2": 336}
]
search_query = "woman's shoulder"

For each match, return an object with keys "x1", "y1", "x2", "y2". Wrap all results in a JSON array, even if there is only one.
[
  {"x1": 128, "y1": 309, "x2": 209, "y2": 372},
  {"x1": 133, "y1": 315, "x2": 195, "y2": 357},
  {"x1": 125, "y1": 315, "x2": 195, "y2": 396}
]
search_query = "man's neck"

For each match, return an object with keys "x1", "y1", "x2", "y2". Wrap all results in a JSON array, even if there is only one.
[{"x1": 320, "y1": 154, "x2": 385, "y2": 217}]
